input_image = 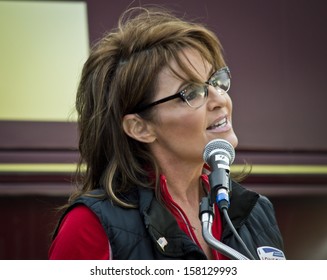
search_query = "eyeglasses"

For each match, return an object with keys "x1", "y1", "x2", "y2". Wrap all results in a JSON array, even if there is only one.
[{"x1": 133, "y1": 66, "x2": 231, "y2": 113}]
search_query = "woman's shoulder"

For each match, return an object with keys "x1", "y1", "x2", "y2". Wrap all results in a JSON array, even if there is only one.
[{"x1": 49, "y1": 204, "x2": 109, "y2": 259}]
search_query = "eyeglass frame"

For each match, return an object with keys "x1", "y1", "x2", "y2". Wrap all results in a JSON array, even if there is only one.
[{"x1": 133, "y1": 66, "x2": 231, "y2": 113}]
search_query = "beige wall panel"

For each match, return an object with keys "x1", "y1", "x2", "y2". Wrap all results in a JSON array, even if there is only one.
[{"x1": 0, "y1": 1, "x2": 89, "y2": 121}]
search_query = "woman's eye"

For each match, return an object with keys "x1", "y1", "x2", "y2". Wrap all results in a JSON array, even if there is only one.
[
  {"x1": 210, "y1": 78, "x2": 223, "y2": 90},
  {"x1": 217, "y1": 80, "x2": 229, "y2": 91},
  {"x1": 209, "y1": 71, "x2": 230, "y2": 92},
  {"x1": 184, "y1": 85, "x2": 203, "y2": 101}
]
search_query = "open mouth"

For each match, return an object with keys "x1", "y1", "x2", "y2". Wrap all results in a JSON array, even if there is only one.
[{"x1": 207, "y1": 117, "x2": 227, "y2": 130}]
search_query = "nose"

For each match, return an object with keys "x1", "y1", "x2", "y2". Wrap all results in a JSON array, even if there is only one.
[
  {"x1": 214, "y1": 87, "x2": 225, "y2": 96},
  {"x1": 206, "y1": 85, "x2": 228, "y2": 109}
]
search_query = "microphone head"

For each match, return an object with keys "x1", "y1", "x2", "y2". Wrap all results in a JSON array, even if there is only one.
[{"x1": 203, "y1": 139, "x2": 235, "y2": 164}]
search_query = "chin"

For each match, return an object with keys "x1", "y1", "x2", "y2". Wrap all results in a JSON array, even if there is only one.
[{"x1": 226, "y1": 134, "x2": 238, "y2": 148}]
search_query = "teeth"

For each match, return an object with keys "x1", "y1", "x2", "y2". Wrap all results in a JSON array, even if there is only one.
[
  {"x1": 208, "y1": 117, "x2": 227, "y2": 129},
  {"x1": 217, "y1": 118, "x2": 226, "y2": 126}
]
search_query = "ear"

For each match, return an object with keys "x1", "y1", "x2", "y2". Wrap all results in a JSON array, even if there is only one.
[{"x1": 122, "y1": 114, "x2": 156, "y2": 143}]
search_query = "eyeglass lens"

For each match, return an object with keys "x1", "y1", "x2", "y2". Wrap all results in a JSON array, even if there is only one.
[{"x1": 182, "y1": 68, "x2": 230, "y2": 108}]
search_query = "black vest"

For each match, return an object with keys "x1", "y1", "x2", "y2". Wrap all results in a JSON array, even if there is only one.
[
  {"x1": 53, "y1": 182, "x2": 284, "y2": 260},
  {"x1": 56, "y1": 188, "x2": 207, "y2": 259}
]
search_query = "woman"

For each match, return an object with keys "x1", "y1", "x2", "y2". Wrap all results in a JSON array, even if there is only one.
[{"x1": 49, "y1": 7, "x2": 285, "y2": 260}]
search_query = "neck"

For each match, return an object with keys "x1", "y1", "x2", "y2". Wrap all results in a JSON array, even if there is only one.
[
  {"x1": 151, "y1": 144, "x2": 205, "y2": 203},
  {"x1": 162, "y1": 170, "x2": 205, "y2": 206}
]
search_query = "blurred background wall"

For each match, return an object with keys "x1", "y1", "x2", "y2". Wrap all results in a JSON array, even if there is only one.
[{"x1": 0, "y1": 0, "x2": 326, "y2": 259}]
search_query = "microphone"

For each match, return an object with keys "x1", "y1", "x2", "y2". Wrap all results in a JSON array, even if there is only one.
[{"x1": 203, "y1": 139, "x2": 235, "y2": 210}]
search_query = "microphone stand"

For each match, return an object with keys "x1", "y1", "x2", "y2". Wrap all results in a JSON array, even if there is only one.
[{"x1": 199, "y1": 196, "x2": 249, "y2": 260}]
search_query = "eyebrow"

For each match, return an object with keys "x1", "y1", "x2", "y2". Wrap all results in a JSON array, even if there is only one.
[{"x1": 166, "y1": 63, "x2": 215, "y2": 97}]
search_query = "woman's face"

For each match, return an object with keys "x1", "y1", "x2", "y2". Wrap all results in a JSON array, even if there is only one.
[{"x1": 148, "y1": 48, "x2": 238, "y2": 165}]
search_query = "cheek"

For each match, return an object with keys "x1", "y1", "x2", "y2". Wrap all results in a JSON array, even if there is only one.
[
  {"x1": 153, "y1": 110, "x2": 206, "y2": 160},
  {"x1": 156, "y1": 108, "x2": 205, "y2": 138},
  {"x1": 226, "y1": 94, "x2": 233, "y2": 111}
]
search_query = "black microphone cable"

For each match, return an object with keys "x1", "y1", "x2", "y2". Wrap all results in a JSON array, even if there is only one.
[{"x1": 220, "y1": 205, "x2": 256, "y2": 260}]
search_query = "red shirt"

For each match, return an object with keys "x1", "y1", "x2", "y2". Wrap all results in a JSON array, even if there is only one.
[{"x1": 49, "y1": 174, "x2": 227, "y2": 260}]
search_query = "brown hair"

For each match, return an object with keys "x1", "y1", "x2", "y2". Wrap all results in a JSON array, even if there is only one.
[{"x1": 72, "y1": 6, "x2": 226, "y2": 207}]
